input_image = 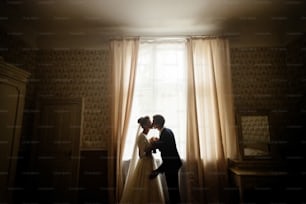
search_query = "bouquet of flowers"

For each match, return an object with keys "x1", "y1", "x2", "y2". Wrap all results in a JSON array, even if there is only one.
[{"x1": 149, "y1": 137, "x2": 159, "y2": 153}]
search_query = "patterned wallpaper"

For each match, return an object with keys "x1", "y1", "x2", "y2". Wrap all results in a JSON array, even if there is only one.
[
  {"x1": 36, "y1": 49, "x2": 111, "y2": 149},
  {"x1": 230, "y1": 42, "x2": 306, "y2": 158},
  {"x1": 282, "y1": 36, "x2": 306, "y2": 159},
  {"x1": 38, "y1": 47, "x2": 291, "y2": 150},
  {"x1": 230, "y1": 47, "x2": 291, "y2": 110},
  {"x1": 286, "y1": 36, "x2": 306, "y2": 98},
  {"x1": 1, "y1": 29, "x2": 305, "y2": 151},
  {"x1": 0, "y1": 29, "x2": 112, "y2": 149}
]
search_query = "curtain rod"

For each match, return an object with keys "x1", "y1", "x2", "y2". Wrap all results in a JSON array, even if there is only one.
[{"x1": 109, "y1": 34, "x2": 232, "y2": 41}]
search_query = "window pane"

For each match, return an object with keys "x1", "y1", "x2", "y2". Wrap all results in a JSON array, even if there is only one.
[{"x1": 123, "y1": 41, "x2": 187, "y2": 160}]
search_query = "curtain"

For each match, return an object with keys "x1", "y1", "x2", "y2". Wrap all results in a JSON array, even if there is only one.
[
  {"x1": 185, "y1": 37, "x2": 238, "y2": 203},
  {"x1": 108, "y1": 38, "x2": 139, "y2": 204}
]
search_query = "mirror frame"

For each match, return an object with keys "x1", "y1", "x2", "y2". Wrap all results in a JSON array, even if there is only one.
[{"x1": 236, "y1": 110, "x2": 272, "y2": 160}]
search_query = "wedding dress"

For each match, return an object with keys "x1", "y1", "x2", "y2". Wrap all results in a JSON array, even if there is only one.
[{"x1": 120, "y1": 132, "x2": 166, "y2": 204}]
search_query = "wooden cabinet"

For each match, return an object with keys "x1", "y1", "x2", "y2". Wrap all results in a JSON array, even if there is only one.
[{"x1": 0, "y1": 57, "x2": 30, "y2": 202}]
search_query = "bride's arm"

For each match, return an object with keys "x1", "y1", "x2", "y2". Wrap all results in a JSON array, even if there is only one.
[
  {"x1": 145, "y1": 142, "x2": 155, "y2": 155},
  {"x1": 138, "y1": 136, "x2": 152, "y2": 158}
]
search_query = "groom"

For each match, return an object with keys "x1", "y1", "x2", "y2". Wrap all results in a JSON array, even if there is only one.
[{"x1": 149, "y1": 114, "x2": 182, "y2": 204}]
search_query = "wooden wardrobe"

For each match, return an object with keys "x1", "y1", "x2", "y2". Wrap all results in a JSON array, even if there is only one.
[{"x1": 0, "y1": 57, "x2": 30, "y2": 202}]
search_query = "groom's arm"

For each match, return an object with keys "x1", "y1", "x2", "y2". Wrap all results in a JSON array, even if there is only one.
[
  {"x1": 151, "y1": 139, "x2": 166, "y2": 151},
  {"x1": 156, "y1": 163, "x2": 165, "y2": 173},
  {"x1": 152, "y1": 130, "x2": 171, "y2": 151},
  {"x1": 149, "y1": 162, "x2": 165, "y2": 179}
]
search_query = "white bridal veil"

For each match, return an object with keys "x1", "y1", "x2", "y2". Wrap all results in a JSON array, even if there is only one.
[{"x1": 122, "y1": 125, "x2": 141, "y2": 189}]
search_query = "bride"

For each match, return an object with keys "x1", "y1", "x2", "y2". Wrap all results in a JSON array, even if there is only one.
[{"x1": 120, "y1": 116, "x2": 166, "y2": 204}]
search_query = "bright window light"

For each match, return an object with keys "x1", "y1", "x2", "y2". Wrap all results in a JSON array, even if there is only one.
[{"x1": 123, "y1": 40, "x2": 187, "y2": 160}]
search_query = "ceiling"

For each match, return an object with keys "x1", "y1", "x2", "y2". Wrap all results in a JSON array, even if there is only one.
[{"x1": 1, "y1": 0, "x2": 305, "y2": 48}]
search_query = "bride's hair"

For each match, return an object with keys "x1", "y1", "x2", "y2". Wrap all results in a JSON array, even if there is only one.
[{"x1": 137, "y1": 116, "x2": 150, "y2": 128}]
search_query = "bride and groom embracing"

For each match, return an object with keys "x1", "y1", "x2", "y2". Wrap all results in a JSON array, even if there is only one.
[{"x1": 120, "y1": 114, "x2": 182, "y2": 204}]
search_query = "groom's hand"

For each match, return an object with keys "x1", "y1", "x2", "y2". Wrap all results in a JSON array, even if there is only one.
[{"x1": 149, "y1": 170, "x2": 159, "y2": 179}]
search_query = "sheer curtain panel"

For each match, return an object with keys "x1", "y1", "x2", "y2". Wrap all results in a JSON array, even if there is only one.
[
  {"x1": 108, "y1": 38, "x2": 139, "y2": 204},
  {"x1": 185, "y1": 37, "x2": 238, "y2": 203}
]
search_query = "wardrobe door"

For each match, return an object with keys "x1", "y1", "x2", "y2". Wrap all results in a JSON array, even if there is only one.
[
  {"x1": 0, "y1": 58, "x2": 30, "y2": 202},
  {"x1": 0, "y1": 83, "x2": 19, "y2": 201}
]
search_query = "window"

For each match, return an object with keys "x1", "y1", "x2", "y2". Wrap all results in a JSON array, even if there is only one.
[{"x1": 123, "y1": 40, "x2": 187, "y2": 160}]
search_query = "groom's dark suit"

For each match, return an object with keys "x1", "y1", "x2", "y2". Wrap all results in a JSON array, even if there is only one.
[{"x1": 154, "y1": 128, "x2": 182, "y2": 204}]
